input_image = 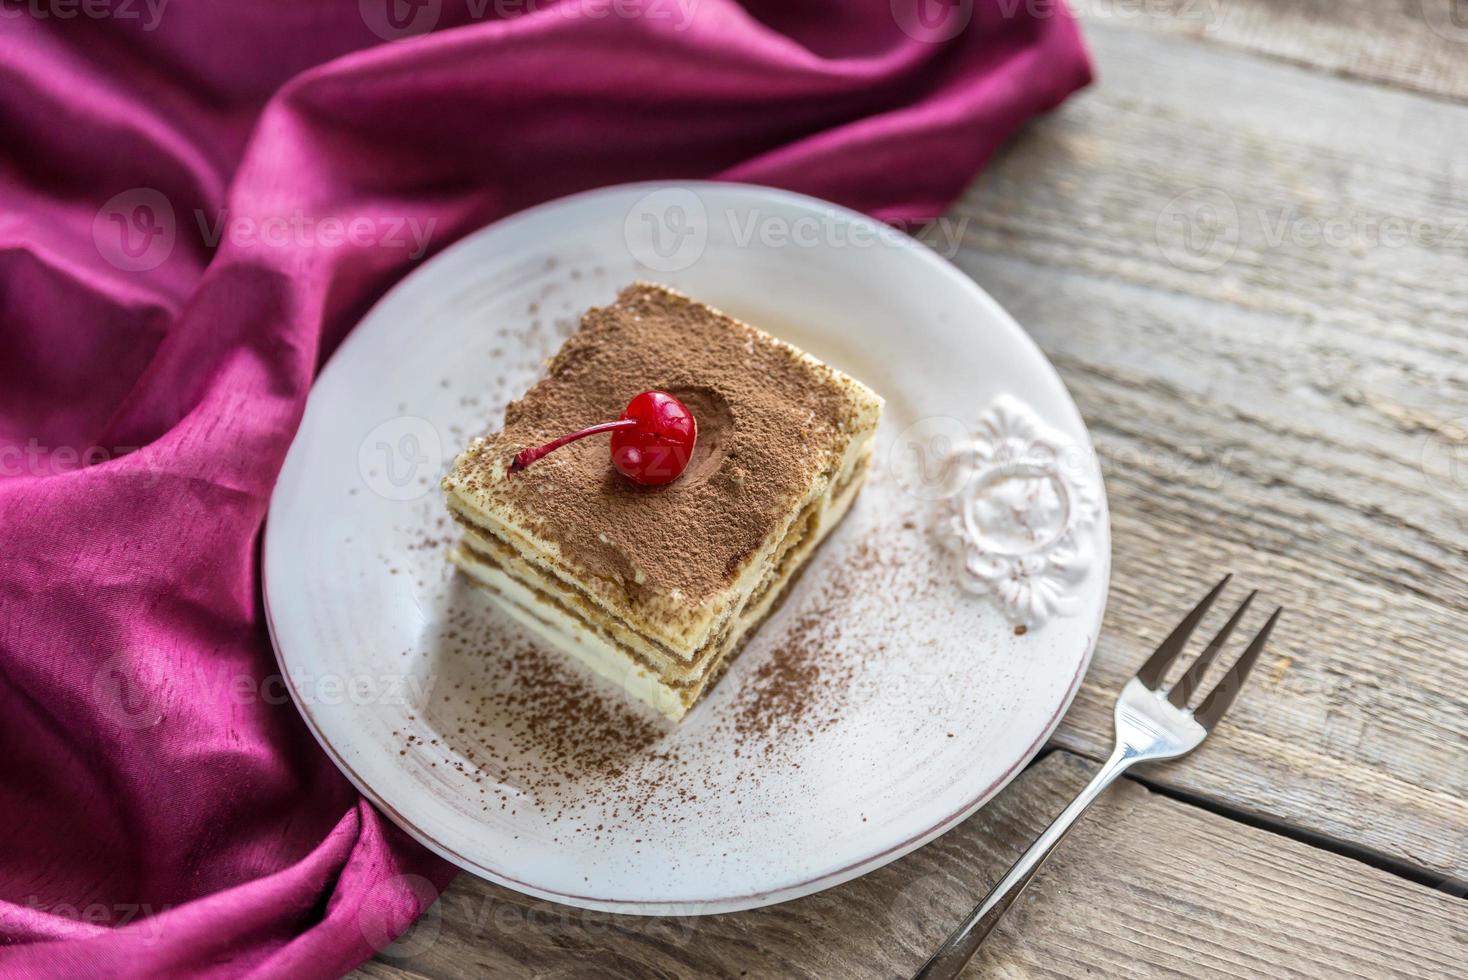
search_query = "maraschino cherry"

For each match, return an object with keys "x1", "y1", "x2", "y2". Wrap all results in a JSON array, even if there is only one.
[{"x1": 507, "y1": 390, "x2": 697, "y2": 487}]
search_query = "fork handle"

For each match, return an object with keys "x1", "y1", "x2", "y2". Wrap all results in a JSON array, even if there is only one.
[{"x1": 912, "y1": 746, "x2": 1137, "y2": 980}]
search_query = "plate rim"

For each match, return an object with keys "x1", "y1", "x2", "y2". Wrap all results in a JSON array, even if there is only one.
[{"x1": 263, "y1": 179, "x2": 1110, "y2": 915}]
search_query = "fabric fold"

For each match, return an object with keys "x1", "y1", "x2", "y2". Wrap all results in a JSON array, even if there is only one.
[{"x1": 0, "y1": 2, "x2": 1090, "y2": 976}]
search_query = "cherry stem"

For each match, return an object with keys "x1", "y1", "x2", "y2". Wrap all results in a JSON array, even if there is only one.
[{"x1": 507, "y1": 418, "x2": 639, "y2": 475}]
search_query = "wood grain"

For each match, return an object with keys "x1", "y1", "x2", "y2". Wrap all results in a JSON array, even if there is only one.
[
  {"x1": 360, "y1": 9, "x2": 1468, "y2": 976},
  {"x1": 946, "y1": 20, "x2": 1468, "y2": 878},
  {"x1": 1078, "y1": 0, "x2": 1468, "y2": 102},
  {"x1": 354, "y1": 752, "x2": 1465, "y2": 979}
]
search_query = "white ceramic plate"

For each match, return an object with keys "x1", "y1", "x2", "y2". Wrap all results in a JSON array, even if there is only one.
[{"x1": 264, "y1": 182, "x2": 1109, "y2": 915}]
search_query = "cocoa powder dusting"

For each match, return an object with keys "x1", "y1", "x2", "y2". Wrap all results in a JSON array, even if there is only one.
[
  {"x1": 386, "y1": 276, "x2": 1014, "y2": 848},
  {"x1": 393, "y1": 494, "x2": 932, "y2": 836},
  {"x1": 728, "y1": 533, "x2": 892, "y2": 746},
  {"x1": 443, "y1": 283, "x2": 881, "y2": 631},
  {"x1": 409, "y1": 594, "x2": 693, "y2": 829},
  {"x1": 733, "y1": 610, "x2": 848, "y2": 745}
]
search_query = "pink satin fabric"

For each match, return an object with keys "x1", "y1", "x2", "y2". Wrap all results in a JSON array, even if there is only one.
[{"x1": 0, "y1": 2, "x2": 1090, "y2": 976}]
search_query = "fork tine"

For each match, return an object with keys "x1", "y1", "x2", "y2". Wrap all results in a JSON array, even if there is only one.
[
  {"x1": 1136, "y1": 574, "x2": 1231, "y2": 690},
  {"x1": 1167, "y1": 590, "x2": 1257, "y2": 707},
  {"x1": 1193, "y1": 607, "x2": 1282, "y2": 730}
]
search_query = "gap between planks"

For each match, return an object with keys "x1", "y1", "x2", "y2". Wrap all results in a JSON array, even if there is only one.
[
  {"x1": 355, "y1": 751, "x2": 1465, "y2": 980},
  {"x1": 940, "y1": 17, "x2": 1468, "y2": 881}
]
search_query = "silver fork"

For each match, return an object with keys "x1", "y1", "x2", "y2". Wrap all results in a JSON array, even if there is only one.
[{"x1": 913, "y1": 576, "x2": 1282, "y2": 979}]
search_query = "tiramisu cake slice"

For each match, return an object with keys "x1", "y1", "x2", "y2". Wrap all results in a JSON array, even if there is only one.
[{"x1": 442, "y1": 283, "x2": 883, "y2": 719}]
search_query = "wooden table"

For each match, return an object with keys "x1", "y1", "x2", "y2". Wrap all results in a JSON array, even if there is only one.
[{"x1": 361, "y1": 4, "x2": 1468, "y2": 976}]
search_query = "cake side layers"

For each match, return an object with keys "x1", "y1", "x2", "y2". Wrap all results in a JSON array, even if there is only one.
[
  {"x1": 444, "y1": 414, "x2": 876, "y2": 660},
  {"x1": 451, "y1": 446, "x2": 873, "y2": 719},
  {"x1": 447, "y1": 433, "x2": 874, "y2": 684}
]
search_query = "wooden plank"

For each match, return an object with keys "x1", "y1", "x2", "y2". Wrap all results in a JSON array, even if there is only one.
[
  {"x1": 356, "y1": 15, "x2": 1468, "y2": 978},
  {"x1": 944, "y1": 21, "x2": 1468, "y2": 877},
  {"x1": 1077, "y1": 0, "x2": 1468, "y2": 102},
  {"x1": 354, "y1": 752, "x2": 1465, "y2": 979}
]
